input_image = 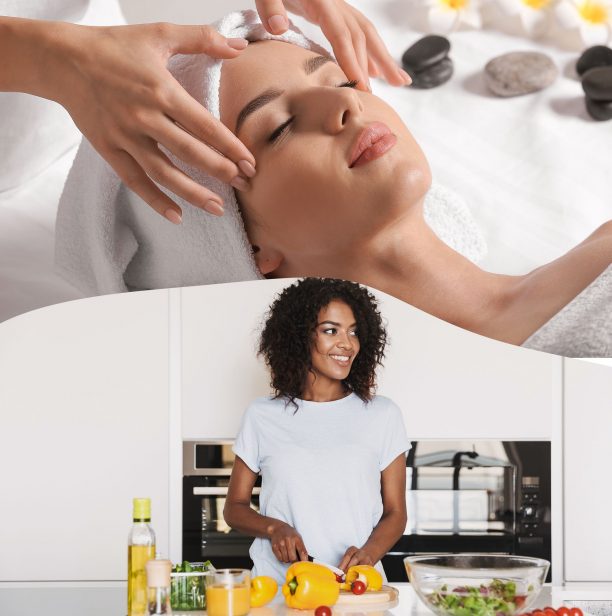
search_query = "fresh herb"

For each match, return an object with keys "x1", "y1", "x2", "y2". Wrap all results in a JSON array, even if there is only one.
[{"x1": 170, "y1": 560, "x2": 212, "y2": 611}]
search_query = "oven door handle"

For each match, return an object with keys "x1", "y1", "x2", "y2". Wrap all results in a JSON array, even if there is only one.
[{"x1": 193, "y1": 487, "x2": 261, "y2": 495}]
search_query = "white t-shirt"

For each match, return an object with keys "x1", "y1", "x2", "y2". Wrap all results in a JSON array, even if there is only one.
[{"x1": 232, "y1": 392, "x2": 411, "y2": 584}]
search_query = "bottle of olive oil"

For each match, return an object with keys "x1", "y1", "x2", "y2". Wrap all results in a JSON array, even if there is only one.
[{"x1": 128, "y1": 498, "x2": 156, "y2": 616}]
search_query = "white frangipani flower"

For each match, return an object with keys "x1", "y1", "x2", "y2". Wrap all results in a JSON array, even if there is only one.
[
  {"x1": 422, "y1": 0, "x2": 484, "y2": 34},
  {"x1": 493, "y1": 0, "x2": 556, "y2": 36},
  {"x1": 554, "y1": 0, "x2": 612, "y2": 45}
]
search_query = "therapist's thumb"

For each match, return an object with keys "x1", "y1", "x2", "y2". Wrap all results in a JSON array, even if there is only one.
[
  {"x1": 167, "y1": 24, "x2": 249, "y2": 58},
  {"x1": 255, "y1": 0, "x2": 290, "y2": 34}
]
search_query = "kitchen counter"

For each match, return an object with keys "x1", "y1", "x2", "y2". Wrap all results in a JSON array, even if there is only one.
[{"x1": 0, "y1": 583, "x2": 578, "y2": 616}]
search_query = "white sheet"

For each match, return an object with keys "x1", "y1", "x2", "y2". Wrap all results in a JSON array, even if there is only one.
[{"x1": 1, "y1": 0, "x2": 611, "y2": 322}]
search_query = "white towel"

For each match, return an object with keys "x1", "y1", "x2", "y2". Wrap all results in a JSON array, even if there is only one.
[{"x1": 56, "y1": 9, "x2": 486, "y2": 295}]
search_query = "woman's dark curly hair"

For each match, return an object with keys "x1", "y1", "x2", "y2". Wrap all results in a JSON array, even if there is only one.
[{"x1": 258, "y1": 278, "x2": 388, "y2": 408}]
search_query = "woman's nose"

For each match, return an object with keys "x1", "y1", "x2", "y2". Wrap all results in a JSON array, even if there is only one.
[
  {"x1": 337, "y1": 332, "x2": 353, "y2": 349},
  {"x1": 303, "y1": 86, "x2": 364, "y2": 135}
]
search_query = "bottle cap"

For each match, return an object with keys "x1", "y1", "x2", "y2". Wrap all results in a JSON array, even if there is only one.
[
  {"x1": 133, "y1": 498, "x2": 151, "y2": 520},
  {"x1": 146, "y1": 559, "x2": 172, "y2": 588}
]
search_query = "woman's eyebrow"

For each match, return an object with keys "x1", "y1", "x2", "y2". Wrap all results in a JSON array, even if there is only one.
[
  {"x1": 318, "y1": 320, "x2": 358, "y2": 327},
  {"x1": 235, "y1": 54, "x2": 336, "y2": 136}
]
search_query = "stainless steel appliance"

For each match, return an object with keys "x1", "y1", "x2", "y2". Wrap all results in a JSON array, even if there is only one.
[
  {"x1": 182, "y1": 439, "x2": 551, "y2": 580},
  {"x1": 382, "y1": 440, "x2": 552, "y2": 582},
  {"x1": 182, "y1": 440, "x2": 259, "y2": 568}
]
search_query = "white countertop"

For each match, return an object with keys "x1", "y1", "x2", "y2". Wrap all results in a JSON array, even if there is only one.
[{"x1": 0, "y1": 583, "x2": 574, "y2": 616}]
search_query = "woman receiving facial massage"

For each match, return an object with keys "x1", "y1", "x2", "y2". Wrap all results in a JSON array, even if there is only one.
[{"x1": 57, "y1": 10, "x2": 612, "y2": 358}]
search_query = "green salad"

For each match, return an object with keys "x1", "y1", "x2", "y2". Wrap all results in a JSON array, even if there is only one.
[
  {"x1": 428, "y1": 579, "x2": 533, "y2": 616},
  {"x1": 170, "y1": 560, "x2": 212, "y2": 611}
]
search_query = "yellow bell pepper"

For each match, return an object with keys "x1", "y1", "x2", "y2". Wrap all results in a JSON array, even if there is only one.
[
  {"x1": 282, "y1": 562, "x2": 340, "y2": 609},
  {"x1": 251, "y1": 576, "x2": 278, "y2": 607},
  {"x1": 342, "y1": 565, "x2": 383, "y2": 592}
]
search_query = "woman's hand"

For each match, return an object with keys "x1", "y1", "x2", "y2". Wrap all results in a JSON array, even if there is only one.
[
  {"x1": 255, "y1": 0, "x2": 412, "y2": 92},
  {"x1": 338, "y1": 546, "x2": 375, "y2": 571},
  {"x1": 269, "y1": 521, "x2": 309, "y2": 563},
  {"x1": 53, "y1": 22, "x2": 258, "y2": 224}
]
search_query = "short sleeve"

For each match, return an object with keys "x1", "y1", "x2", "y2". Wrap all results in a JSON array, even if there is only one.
[
  {"x1": 232, "y1": 403, "x2": 261, "y2": 473},
  {"x1": 379, "y1": 399, "x2": 411, "y2": 471}
]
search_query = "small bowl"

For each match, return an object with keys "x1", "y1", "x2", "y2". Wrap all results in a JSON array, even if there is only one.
[
  {"x1": 170, "y1": 570, "x2": 209, "y2": 611},
  {"x1": 404, "y1": 554, "x2": 550, "y2": 616}
]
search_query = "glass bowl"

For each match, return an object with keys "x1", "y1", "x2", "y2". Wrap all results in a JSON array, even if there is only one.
[
  {"x1": 170, "y1": 563, "x2": 210, "y2": 611},
  {"x1": 404, "y1": 554, "x2": 550, "y2": 616}
]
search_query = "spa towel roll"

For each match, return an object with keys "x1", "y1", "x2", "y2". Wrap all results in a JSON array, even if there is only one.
[
  {"x1": 55, "y1": 9, "x2": 486, "y2": 295},
  {"x1": 522, "y1": 264, "x2": 612, "y2": 357}
]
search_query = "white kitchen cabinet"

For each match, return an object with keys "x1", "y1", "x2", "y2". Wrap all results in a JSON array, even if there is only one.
[
  {"x1": 182, "y1": 280, "x2": 559, "y2": 440},
  {"x1": 0, "y1": 291, "x2": 170, "y2": 582},
  {"x1": 563, "y1": 358, "x2": 612, "y2": 582}
]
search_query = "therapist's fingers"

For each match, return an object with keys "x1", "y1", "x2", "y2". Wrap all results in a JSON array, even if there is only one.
[
  {"x1": 317, "y1": 12, "x2": 369, "y2": 91},
  {"x1": 255, "y1": 0, "x2": 290, "y2": 34},
  {"x1": 108, "y1": 149, "x2": 185, "y2": 223},
  {"x1": 159, "y1": 22, "x2": 252, "y2": 58},
  {"x1": 347, "y1": 5, "x2": 411, "y2": 86},
  {"x1": 162, "y1": 77, "x2": 256, "y2": 176},
  {"x1": 346, "y1": 14, "x2": 370, "y2": 91}
]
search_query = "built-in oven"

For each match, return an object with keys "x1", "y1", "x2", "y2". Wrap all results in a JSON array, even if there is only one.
[
  {"x1": 382, "y1": 440, "x2": 552, "y2": 582},
  {"x1": 183, "y1": 440, "x2": 258, "y2": 568}
]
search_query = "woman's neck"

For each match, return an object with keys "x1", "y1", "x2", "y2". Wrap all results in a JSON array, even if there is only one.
[
  {"x1": 301, "y1": 377, "x2": 349, "y2": 403},
  {"x1": 283, "y1": 205, "x2": 523, "y2": 340}
]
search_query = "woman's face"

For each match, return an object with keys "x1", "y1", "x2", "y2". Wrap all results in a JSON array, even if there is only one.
[
  {"x1": 220, "y1": 40, "x2": 431, "y2": 275},
  {"x1": 309, "y1": 299, "x2": 360, "y2": 383}
]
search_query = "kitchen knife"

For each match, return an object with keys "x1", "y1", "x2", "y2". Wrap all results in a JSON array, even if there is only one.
[{"x1": 307, "y1": 554, "x2": 345, "y2": 579}]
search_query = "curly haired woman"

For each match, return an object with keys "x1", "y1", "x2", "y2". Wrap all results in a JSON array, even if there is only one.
[{"x1": 224, "y1": 277, "x2": 410, "y2": 585}]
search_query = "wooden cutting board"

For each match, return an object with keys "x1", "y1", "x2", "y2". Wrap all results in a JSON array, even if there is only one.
[{"x1": 334, "y1": 585, "x2": 399, "y2": 609}]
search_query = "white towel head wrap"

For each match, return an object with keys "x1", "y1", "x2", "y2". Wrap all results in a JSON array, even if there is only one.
[{"x1": 56, "y1": 9, "x2": 485, "y2": 295}]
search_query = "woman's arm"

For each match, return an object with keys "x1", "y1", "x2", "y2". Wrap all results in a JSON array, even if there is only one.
[
  {"x1": 224, "y1": 456, "x2": 309, "y2": 563},
  {"x1": 338, "y1": 453, "x2": 407, "y2": 571}
]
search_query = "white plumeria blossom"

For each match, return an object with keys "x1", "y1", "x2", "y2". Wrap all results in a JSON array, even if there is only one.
[
  {"x1": 422, "y1": 0, "x2": 484, "y2": 33},
  {"x1": 554, "y1": 0, "x2": 612, "y2": 45},
  {"x1": 494, "y1": 0, "x2": 555, "y2": 36}
]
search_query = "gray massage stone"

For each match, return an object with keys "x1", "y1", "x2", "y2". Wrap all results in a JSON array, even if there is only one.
[
  {"x1": 408, "y1": 57, "x2": 454, "y2": 89},
  {"x1": 585, "y1": 96, "x2": 612, "y2": 121},
  {"x1": 576, "y1": 45, "x2": 612, "y2": 76},
  {"x1": 484, "y1": 51, "x2": 558, "y2": 97},
  {"x1": 402, "y1": 35, "x2": 451, "y2": 73},
  {"x1": 582, "y1": 66, "x2": 612, "y2": 101}
]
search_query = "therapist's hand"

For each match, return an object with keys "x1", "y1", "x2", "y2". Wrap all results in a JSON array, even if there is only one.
[
  {"x1": 47, "y1": 22, "x2": 256, "y2": 224},
  {"x1": 338, "y1": 545, "x2": 375, "y2": 571},
  {"x1": 255, "y1": 0, "x2": 412, "y2": 92},
  {"x1": 269, "y1": 521, "x2": 309, "y2": 563}
]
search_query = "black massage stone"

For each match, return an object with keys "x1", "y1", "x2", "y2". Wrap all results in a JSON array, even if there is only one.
[
  {"x1": 402, "y1": 35, "x2": 451, "y2": 73},
  {"x1": 585, "y1": 96, "x2": 612, "y2": 121},
  {"x1": 581, "y1": 66, "x2": 612, "y2": 101},
  {"x1": 407, "y1": 57, "x2": 454, "y2": 89},
  {"x1": 576, "y1": 45, "x2": 612, "y2": 77}
]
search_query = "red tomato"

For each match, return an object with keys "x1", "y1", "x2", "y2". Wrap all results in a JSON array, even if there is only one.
[
  {"x1": 556, "y1": 608, "x2": 571, "y2": 616},
  {"x1": 543, "y1": 609, "x2": 558, "y2": 616},
  {"x1": 351, "y1": 581, "x2": 366, "y2": 595},
  {"x1": 315, "y1": 606, "x2": 332, "y2": 616},
  {"x1": 532, "y1": 610, "x2": 546, "y2": 616},
  {"x1": 569, "y1": 609, "x2": 583, "y2": 616}
]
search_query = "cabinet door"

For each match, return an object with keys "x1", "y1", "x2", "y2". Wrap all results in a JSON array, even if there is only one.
[
  {"x1": 564, "y1": 358, "x2": 612, "y2": 582},
  {"x1": 0, "y1": 291, "x2": 170, "y2": 582}
]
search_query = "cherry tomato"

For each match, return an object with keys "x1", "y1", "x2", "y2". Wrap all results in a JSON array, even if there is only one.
[
  {"x1": 569, "y1": 608, "x2": 583, "y2": 616},
  {"x1": 315, "y1": 606, "x2": 332, "y2": 616},
  {"x1": 532, "y1": 610, "x2": 546, "y2": 616},
  {"x1": 351, "y1": 581, "x2": 366, "y2": 595},
  {"x1": 335, "y1": 574, "x2": 344, "y2": 583},
  {"x1": 543, "y1": 608, "x2": 558, "y2": 616},
  {"x1": 556, "y1": 608, "x2": 571, "y2": 616}
]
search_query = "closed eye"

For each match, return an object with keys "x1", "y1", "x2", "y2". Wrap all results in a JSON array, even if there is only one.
[{"x1": 267, "y1": 79, "x2": 359, "y2": 144}]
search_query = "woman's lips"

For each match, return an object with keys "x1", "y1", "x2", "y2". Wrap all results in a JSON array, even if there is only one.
[
  {"x1": 349, "y1": 122, "x2": 397, "y2": 168},
  {"x1": 329, "y1": 353, "x2": 351, "y2": 366}
]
